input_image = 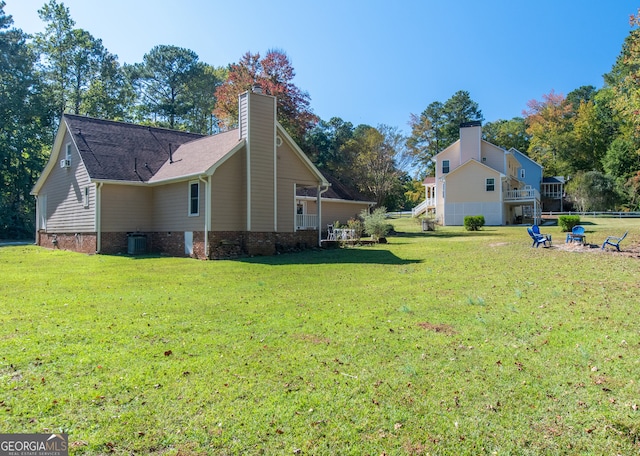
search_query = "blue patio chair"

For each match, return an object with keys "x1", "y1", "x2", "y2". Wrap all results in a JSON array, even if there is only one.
[
  {"x1": 532, "y1": 225, "x2": 552, "y2": 244},
  {"x1": 566, "y1": 225, "x2": 585, "y2": 244},
  {"x1": 602, "y1": 231, "x2": 628, "y2": 251},
  {"x1": 527, "y1": 227, "x2": 550, "y2": 248}
]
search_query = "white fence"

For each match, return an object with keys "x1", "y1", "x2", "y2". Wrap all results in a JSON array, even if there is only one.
[{"x1": 543, "y1": 211, "x2": 640, "y2": 218}]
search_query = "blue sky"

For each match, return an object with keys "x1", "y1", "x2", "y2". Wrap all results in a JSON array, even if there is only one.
[{"x1": 4, "y1": 0, "x2": 638, "y2": 134}]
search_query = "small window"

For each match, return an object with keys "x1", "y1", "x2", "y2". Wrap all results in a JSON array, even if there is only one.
[
  {"x1": 189, "y1": 181, "x2": 199, "y2": 216},
  {"x1": 486, "y1": 178, "x2": 495, "y2": 192},
  {"x1": 520, "y1": 169, "x2": 526, "y2": 179},
  {"x1": 83, "y1": 187, "x2": 90, "y2": 208},
  {"x1": 442, "y1": 160, "x2": 450, "y2": 174},
  {"x1": 65, "y1": 143, "x2": 72, "y2": 161}
]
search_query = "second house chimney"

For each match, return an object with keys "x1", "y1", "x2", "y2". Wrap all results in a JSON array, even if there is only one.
[{"x1": 459, "y1": 121, "x2": 482, "y2": 164}]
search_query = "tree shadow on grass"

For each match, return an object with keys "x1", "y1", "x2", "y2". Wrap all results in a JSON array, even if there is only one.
[
  {"x1": 238, "y1": 247, "x2": 422, "y2": 266},
  {"x1": 115, "y1": 245, "x2": 421, "y2": 265},
  {"x1": 394, "y1": 230, "x2": 500, "y2": 239}
]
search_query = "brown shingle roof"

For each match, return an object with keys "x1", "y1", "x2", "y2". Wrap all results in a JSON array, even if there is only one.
[
  {"x1": 296, "y1": 171, "x2": 371, "y2": 202},
  {"x1": 64, "y1": 114, "x2": 206, "y2": 182},
  {"x1": 149, "y1": 130, "x2": 243, "y2": 183}
]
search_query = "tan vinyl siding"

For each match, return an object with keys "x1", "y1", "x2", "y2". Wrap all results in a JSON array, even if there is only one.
[
  {"x1": 248, "y1": 93, "x2": 275, "y2": 231},
  {"x1": 437, "y1": 143, "x2": 461, "y2": 172},
  {"x1": 152, "y1": 181, "x2": 205, "y2": 232},
  {"x1": 305, "y1": 200, "x2": 371, "y2": 228},
  {"x1": 480, "y1": 142, "x2": 506, "y2": 174},
  {"x1": 101, "y1": 184, "x2": 153, "y2": 232},
  {"x1": 277, "y1": 141, "x2": 320, "y2": 232},
  {"x1": 460, "y1": 125, "x2": 481, "y2": 163},
  {"x1": 446, "y1": 163, "x2": 501, "y2": 204},
  {"x1": 40, "y1": 131, "x2": 95, "y2": 232},
  {"x1": 212, "y1": 149, "x2": 246, "y2": 231}
]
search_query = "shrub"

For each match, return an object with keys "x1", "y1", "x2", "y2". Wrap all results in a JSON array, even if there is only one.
[
  {"x1": 558, "y1": 215, "x2": 581, "y2": 232},
  {"x1": 360, "y1": 207, "x2": 391, "y2": 241},
  {"x1": 347, "y1": 218, "x2": 364, "y2": 240},
  {"x1": 464, "y1": 215, "x2": 485, "y2": 231}
]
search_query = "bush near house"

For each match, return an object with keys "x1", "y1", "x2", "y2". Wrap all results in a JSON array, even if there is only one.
[
  {"x1": 463, "y1": 215, "x2": 485, "y2": 231},
  {"x1": 361, "y1": 207, "x2": 391, "y2": 241},
  {"x1": 558, "y1": 215, "x2": 581, "y2": 232}
]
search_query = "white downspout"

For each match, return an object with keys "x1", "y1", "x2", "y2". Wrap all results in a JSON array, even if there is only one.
[
  {"x1": 96, "y1": 182, "x2": 103, "y2": 253},
  {"x1": 318, "y1": 184, "x2": 330, "y2": 246},
  {"x1": 199, "y1": 175, "x2": 210, "y2": 259}
]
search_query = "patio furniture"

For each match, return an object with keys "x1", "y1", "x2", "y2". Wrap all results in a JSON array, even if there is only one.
[
  {"x1": 327, "y1": 224, "x2": 336, "y2": 241},
  {"x1": 527, "y1": 227, "x2": 550, "y2": 248},
  {"x1": 531, "y1": 225, "x2": 552, "y2": 245},
  {"x1": 602, "y1": 231, "x2": 628, "y2": 251},
  {"x1": 334, "y1": 228, "x2": 355, "y2": 241},
  {"x1": 566, "y1": 225, "x2": 586, "y2": 244}
]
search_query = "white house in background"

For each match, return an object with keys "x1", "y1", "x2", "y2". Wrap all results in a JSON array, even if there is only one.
[{"x1": 414, "y1": 122, "x2": 543, "y2": 226}]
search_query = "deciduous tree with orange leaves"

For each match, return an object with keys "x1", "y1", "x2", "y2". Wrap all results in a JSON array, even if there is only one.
[{"x1": 213, "y1": 49, "x2": 317, "y2": 143}]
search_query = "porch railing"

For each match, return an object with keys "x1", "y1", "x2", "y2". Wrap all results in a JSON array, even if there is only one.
[
  {"x1": 504, "y1": 188, "x2": 540, "y2": 201},
  {"x1": 296, "y1": 213, "x2": 318, "y2": 229}
]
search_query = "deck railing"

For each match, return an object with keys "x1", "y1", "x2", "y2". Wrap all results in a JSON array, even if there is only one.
[{"x1": 504, "y1": 188, "x2": 540, "y2": 201}]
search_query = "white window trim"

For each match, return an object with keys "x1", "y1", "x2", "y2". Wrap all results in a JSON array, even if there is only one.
[
  {"x1": 65, "y1": 143, "x2": 72, "y2": 161},
  {"x1": 486, "y1": 178, "x2": 495, "y2": 192},
  {"x1": 442, "y1": 160, "x2": 450, "y2": 174},
  {"x1": 188, "y1": 180, "x2": 200, "y2": 216},
  {"x1": 520, "y1": 169, "x2": 526, "y2": 179}
]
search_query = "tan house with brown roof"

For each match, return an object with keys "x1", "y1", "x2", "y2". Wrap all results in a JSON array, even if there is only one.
[{"x1": 31, "y1": 89, "x2": 373, "y2": 259}]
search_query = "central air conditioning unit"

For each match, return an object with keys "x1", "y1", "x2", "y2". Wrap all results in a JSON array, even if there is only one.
[{"x1": 59, "y1": 159, "x2": 71, "y2": 168}]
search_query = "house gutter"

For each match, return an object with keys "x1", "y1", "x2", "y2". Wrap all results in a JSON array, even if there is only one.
[
  {"x1": 95, "y1": 182, "x2": 103, "y2": 253},
  {"x1": 199, "y1": 175, "x2": 210, "y2": 259}
]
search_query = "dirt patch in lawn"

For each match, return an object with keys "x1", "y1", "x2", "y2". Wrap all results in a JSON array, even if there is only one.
[
  {"x1": 293, "y1": 333, "x2": 331, "y2": 345},
  {"x1": 417, "y1": 322, "x2": 457, "y2": 335},
  {"x1": 553, "y1": 241, "x2": 640, "y2": 258}
]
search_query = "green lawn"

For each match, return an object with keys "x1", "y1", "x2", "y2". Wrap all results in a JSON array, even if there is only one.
[{"x1": 1, "y1": 217, "x2": 639, "y2": 455}]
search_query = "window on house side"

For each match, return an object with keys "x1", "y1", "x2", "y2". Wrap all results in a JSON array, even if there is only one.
[
  {"x1": 189, "y1": 181, "x2": 199, "y2": 216},
  {"x1": 520, "y1": 169, "x2": 525, "y2": 179},
  {"x1": 66, "y1": 143, "x2": 72, "y2": 161},
  {"x1": 442, "y1": 160, "x2": 449, "y2": 174},
  {"x1": 486, "y1": 178, "x2": 495, "y2": 192}
]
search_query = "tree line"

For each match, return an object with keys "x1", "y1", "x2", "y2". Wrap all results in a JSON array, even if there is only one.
[
  {"x1": 407, "y1": 11, "x2": 640, "y2": 213},
  {"x1": 2, "y1": 1, "x2": 640, "y2": 238}
]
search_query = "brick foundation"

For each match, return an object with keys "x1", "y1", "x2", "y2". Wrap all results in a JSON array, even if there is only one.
[
  {"x1": 37, "y1": 231, "x2": 97, "y2": 254},
  {"x1": 37, "y1": 229, "x2": 318, "y2": 260},
  {"x1": 100, "y1": 232, "x2": 129, "y2": 255}
]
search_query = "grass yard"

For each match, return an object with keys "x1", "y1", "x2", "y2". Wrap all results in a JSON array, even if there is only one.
[{"x1": 1, "y1": 217, "x2": 640, "y2": 455}]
